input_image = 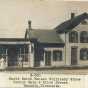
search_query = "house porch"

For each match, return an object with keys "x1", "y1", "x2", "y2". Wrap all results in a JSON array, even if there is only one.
[{"x1": 0, "y1": 39, "x2": 30, "y2": 68}]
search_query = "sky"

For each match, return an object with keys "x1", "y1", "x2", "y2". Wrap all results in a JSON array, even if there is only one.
[{"x1": 0, "y1": 0, "x2": 88, "y2": 38}]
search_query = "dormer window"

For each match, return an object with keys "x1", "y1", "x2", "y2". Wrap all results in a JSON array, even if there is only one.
[
  {"x1": 80, "y1": 31, "x2": 88, "y2": 43},
  {"x1": 69, "y1": 31, "x2": 78, "y2": 43}
]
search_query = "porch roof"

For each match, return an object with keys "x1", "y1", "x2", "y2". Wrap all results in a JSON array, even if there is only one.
[
  {"x1": 0, "y1": 38, "x2": 30, "y2": 44},
  {"x1": 27, "y1": 29, "x2": 64, "y2": 44},
  {"x1": 0, "y1": 38, "x2": 28, "y2": 41}
]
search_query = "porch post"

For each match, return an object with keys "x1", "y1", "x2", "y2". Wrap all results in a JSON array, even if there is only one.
[
  {"x1": 30, "y1": 43, "x2": 34, "y2": 67},
  {"x1": 28, "y1": 44, "x2": 30, "y2": 66},
  {"x1": 78, "y1": 32, "x2": 80, "y2": 65},
  {"x1": 44, "y1": 50, "x2": 45, "y2": 66},
  {"x1": 51, "y1": 50, "x2": 53, "y2": 66},
  {"x1": 65, "y1": 32, "x2": 66, "y2": 65},
  {"x1": 6, "y1": 49, "x2": 8, "y2": 67}
]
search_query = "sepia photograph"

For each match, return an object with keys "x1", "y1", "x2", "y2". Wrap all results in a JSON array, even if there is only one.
[{"x1": 0, "y1": 0, "x2": 88, "y2": 88}]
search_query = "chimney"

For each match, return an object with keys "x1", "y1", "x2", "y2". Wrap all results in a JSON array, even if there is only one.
[
  {"x1": 71, "y1": 12, "x2": 75, "y2": 19},
  {"x1": 28, "y1": 20, "x2": 32, "y2": 30}
]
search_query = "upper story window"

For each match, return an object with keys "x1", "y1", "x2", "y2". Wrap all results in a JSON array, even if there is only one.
[
  {"x1": 80, "y1": 31, "x2": 88, "y2": 43},
  {"x1": 80, "y1": 48, "x2": 88, "y2": 60},
  {"x1": 53, "y1": 50, "x2": 62, "y2": 61},
  {"x1": 69, "y1": 31, "x2": 78, "y2": 43}
]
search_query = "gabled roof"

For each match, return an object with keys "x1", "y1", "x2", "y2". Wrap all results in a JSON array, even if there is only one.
[
  {"x1": 27, "y1": 29, "x2": 64, "y2": 44},
  {"x1": 55, "y1": 12, "x2": 88, "y2": 33}
]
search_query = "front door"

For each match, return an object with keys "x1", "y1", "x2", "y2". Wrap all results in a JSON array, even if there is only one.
[
  {"x1": 8, "y1": 46, "x2": 17, "y2": 66},
  {"x1": 71, "y1": 47, "x2": 78, "y2": 65},
  {"x1": 45, "y1": 51, "x2": 51, "y2": 66}
]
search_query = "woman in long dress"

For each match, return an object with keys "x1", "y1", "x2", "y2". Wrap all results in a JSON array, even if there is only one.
[
  {"x1": 18, "y1": 56, "x2": 22, "y2": 67},
  {"x1": 0, "y1": 57, "x2": 5, "y2": 69}
]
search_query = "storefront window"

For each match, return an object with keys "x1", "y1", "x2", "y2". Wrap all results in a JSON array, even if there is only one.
[
  {"x1": 16, "y1": 45, "x2": 28, "y2": 62},
  {"x1": 0, "y1": 47, "x2": 7, "y2": 62}
]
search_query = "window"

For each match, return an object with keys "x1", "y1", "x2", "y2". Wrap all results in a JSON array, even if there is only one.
[
  {"x1": 69, "y1": 31, "x2": 78, "y2": 43},
  {"x1": 16, "y1": 45, "x2": 29, "y2": 62},
  {"x1": 0, "y1": 48, "x2": 6, "y2": 55},
  {"x1": 0, "y1": 47, "x2": 7, "y2": 61},
  {"x1": 40, "y1": 50, "x2": 44, "y2": 61},
  {"x1": 45, "y1": 51, "x2": 51, "y2": 60},
  {"x1": 45, "y1": 51, "x2": 51, "y2": 65},
  {"x1": 53, "y1": 50, "x2": 62, "y2": 61},
  {"x1": 80, "y1": 48, "x2": 88, "y2": 60},
  {"x1": 80, "y1": 31, "x2": 88, "y2": 43}
]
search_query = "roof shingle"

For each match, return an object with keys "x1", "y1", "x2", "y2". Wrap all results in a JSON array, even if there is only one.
[
  {"x1": 55, "y1": 12, "x2": 88, "y2": 33},
  {"x1": 28, "y1": 29, "x2": 64, "y2": 43}
]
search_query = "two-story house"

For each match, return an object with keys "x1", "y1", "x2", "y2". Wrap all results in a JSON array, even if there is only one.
[{"x1": 55, "y1": 12, "x2": 88, "y2": 67}]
